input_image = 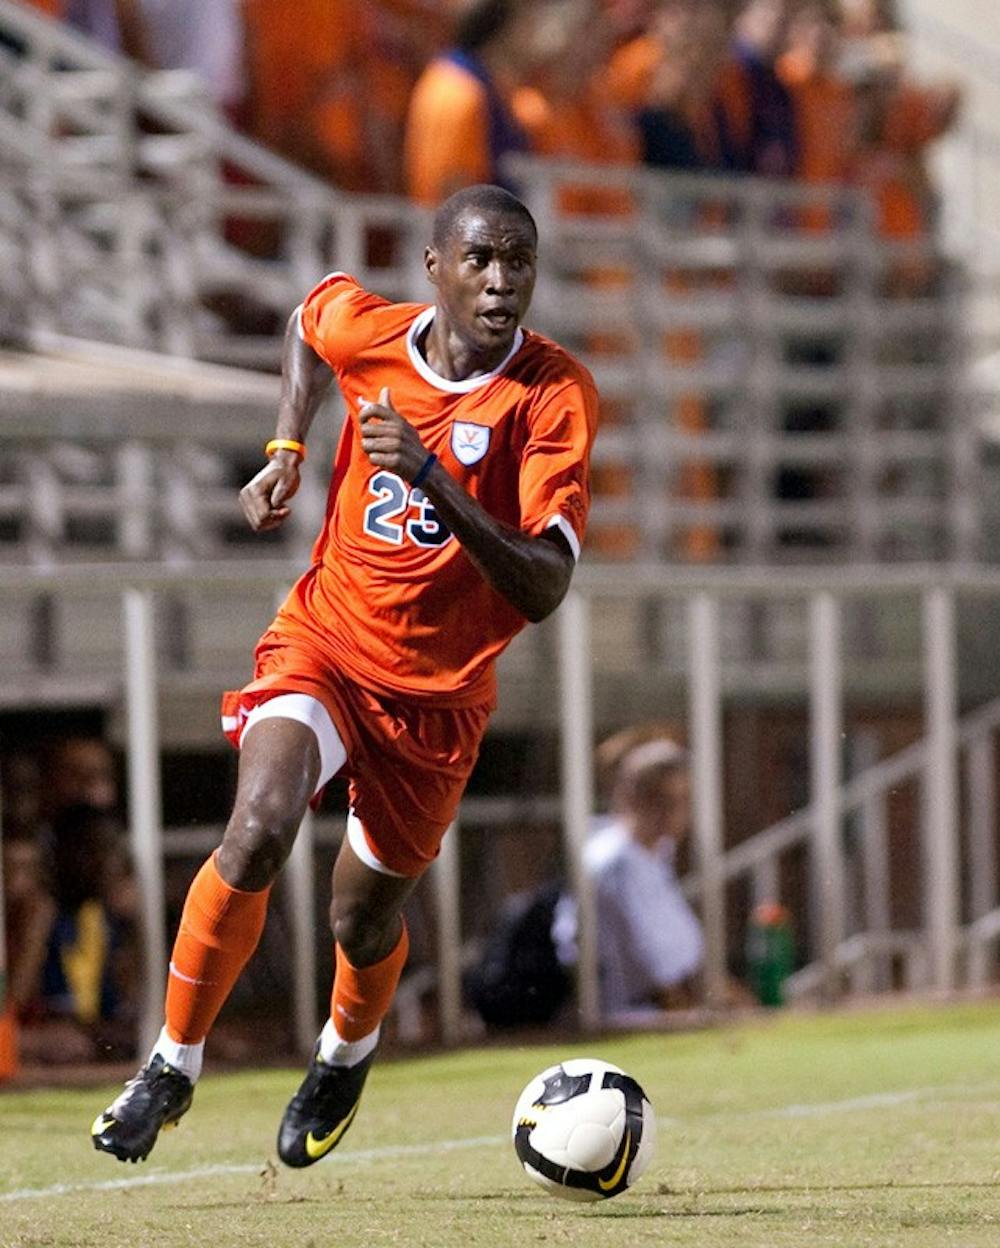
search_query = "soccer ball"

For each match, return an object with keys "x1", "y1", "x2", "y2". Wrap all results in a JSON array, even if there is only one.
[{"x1": 511, "y1": 1058, "x2": 656, "y2": 1202}]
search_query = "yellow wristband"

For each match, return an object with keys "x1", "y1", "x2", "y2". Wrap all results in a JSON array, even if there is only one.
[{"x1": 266, "y1": 438, "x2": 307, "y2": 461}]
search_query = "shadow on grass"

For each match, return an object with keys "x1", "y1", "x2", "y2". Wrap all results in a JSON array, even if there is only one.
[{"x1": 410, "y1": 1191, "x2": 774, "y2": 1219}]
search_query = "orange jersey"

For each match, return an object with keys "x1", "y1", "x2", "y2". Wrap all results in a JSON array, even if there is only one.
[{"x1": 285, "y1": 273, "x2": 598, "y2": 708}]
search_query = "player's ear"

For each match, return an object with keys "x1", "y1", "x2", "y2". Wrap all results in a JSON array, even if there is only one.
[{"x1": 424, "y1": 245, "x2": 439, "y2": 287}]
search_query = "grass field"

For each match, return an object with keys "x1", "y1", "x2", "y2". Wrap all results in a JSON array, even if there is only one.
[{"x1": 2, "y1": 1000, "x2": 999, "y2": 1248}]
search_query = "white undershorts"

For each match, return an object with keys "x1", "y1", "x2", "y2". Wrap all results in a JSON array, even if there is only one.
[{"x1": 240, "y1": 692, "x2": 405, "y2": 878}]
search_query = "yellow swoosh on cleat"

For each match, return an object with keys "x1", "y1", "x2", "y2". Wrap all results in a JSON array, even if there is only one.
[
  {"x1": 91, "y1": 1115, "x2": 116, "y2": 1136},
  {"x1": 598, "y1": 1129, "x2": 631, "y2": 1192},
  {"x1": 304, "y1": 1102, "x2": 360, "y2": 1161}
]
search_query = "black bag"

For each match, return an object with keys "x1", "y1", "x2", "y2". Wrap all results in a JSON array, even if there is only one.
[{"x1": 463, "y1": 881, "x2": 572, "y2": 1028}]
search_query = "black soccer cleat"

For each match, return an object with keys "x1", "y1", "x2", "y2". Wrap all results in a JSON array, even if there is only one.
[
  {"x1": 91, "y1": 1054, "x2": 194, "y2": 1164},
  {"x1": 277, "y1": 1046, "x2": 377, "y2": 1168}
]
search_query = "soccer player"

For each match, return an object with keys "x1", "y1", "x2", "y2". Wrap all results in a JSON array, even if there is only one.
[{"x1": 91, "y1": 183, "x2": 598, "y2": 1166}]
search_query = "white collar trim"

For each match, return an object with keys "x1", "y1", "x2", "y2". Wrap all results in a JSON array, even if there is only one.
[{"x1": 406, "y1": 307, "x2": 524, "y2": 393}]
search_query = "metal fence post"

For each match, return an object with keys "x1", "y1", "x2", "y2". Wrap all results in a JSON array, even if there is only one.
[
  {"x1": 687, "y1": 593, "x2": 728, "y2": 1007},
  {"x1": 433, "y1": 822, "x2": 463, "y2": 1044},
  {"x1": 123, "y1": 588, "x2": 167, "y2": 1058},
  {"x1": 809, "y1": 591, "x2": 845, "y2": 999},
  {"x1": 965, "y1": 736, "x2": 998, "y2": 921},
  {"x1": 558, "y1": 589, "x2": 600, "y2": 1031},
  {"x1": 284, "y1": 808, "x2": 318, "y2": 1057},
  {"x1": 922, "y1": 585, "x2": 960, "y2": 991}
]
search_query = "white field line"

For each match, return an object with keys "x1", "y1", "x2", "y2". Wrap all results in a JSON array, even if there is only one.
[
  {"x1": 0, "y1": 1084, "x2": 983, "y2": 1205},
  {"x1": 0, "y1": 1135, "x2": 506, "y2": 1204},
  {"x1": 740, "y1": 1089, "x2": 922, "y2": 1119}
]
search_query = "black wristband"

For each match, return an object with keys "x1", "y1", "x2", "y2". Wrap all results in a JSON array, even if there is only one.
[{"x1": 411, "y1": 452, "x2": 437, "y2": 489}]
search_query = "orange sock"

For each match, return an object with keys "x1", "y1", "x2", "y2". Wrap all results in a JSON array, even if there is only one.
[
  {"x1": 330, "y1": 923, "x2": 409, "y2": 1042},
  {"x1": 164, "y1": 854, "x2": 271, "y2": 1045}
]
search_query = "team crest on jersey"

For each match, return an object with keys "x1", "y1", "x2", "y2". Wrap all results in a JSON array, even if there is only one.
[{"x1": 451, "y1": 421, "x2": 491, "y2": 466}]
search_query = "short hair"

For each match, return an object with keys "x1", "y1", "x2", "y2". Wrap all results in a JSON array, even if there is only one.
[
  {"x1": 612, "y1": 738, "x2": 688, "y2": 811},
  {"x1": 431, "y1": 184, "x2": 538, "y2": 250}
]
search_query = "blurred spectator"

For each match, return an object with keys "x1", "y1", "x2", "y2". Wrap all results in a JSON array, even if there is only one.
[
  {"x1": 404, "y1": 0, "x2": 597, "y2": 205},
  {"x1": 716, "y1": 0, "x2": 797, "y2": 177},
  {"x1": 3, "y1": 829, "x2": 57, "y2": 1023},
  {"x1": 552, "y1": 737, "x2": 705, "y2": 1019},
  {"x1": 610, "y1": 0, "x2": 708, "y2": 171},
  {"x1": 0, "y1": 751, "x2": 45, "y2": 840},
  {"x1": 38, "y1": 803, "x2": 138, "y2": 1058},
  {"x1": 778, "y1": 1, "x2": 858, "y2": 202},
  {"x1": 39, "y1": 735, "x2": 119, "y2": 822},
  {"x1": 243, "y1": 0, "x2": 427, "y2": 192},
  {"x1": 467, "y1": 731, "x2": 712, "y2": 1030},
  {"x1": 3, "y1": 737, "x2": 138, "y2": 1061},
  {"x1": 512, "y1": 4, "x2": 637, "y2": 202},
  {"x1": 845, "y1": 18, "x2": 960, "y2": 290}
]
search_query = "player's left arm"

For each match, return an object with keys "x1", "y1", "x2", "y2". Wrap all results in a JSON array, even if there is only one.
[{"x1": 359, "y1": 387, "x2": 584, "y2": 623}]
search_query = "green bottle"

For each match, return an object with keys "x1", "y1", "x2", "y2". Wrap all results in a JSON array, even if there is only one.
[{"x1": 746, "y1": 903, "x2": 794, "y2": 1007}]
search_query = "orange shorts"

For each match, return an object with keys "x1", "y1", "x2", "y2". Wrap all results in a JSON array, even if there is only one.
[{"x1": 221, "y1": 629, "x2": 490, "y2": 878}]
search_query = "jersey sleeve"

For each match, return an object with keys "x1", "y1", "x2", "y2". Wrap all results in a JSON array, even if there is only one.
[
  {"x1": 298, "y1": 272, "x2": 385, "y2": 371},
  {"x1": 518, "y1": 374, "x2": 599, "y2": 561}
]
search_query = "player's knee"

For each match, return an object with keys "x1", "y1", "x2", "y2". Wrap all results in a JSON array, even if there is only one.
[
  {"x1": 218, "y1": 802, "x2": 300, "y2": 890},
  {"x1": 331, "y1": 905, "x2": 396, "y2": 968}
]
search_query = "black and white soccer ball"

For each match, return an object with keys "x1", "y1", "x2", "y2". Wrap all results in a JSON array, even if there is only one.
[{"x1": 511, "y1": 1057, "x2": 656, "y2": 1202}]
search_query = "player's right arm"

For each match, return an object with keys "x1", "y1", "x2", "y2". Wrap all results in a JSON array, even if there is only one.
[{"x1": 239, "y1": 307, "x2": 333, "y2": 532}]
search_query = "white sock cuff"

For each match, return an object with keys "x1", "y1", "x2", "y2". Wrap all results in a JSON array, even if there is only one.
[
  {"x1": 318, "y1": 1017, "x2": 380, "y2": 1068},
  {"x1": 151, "y1": 1026, "x2": 205, "y2": 1084}
]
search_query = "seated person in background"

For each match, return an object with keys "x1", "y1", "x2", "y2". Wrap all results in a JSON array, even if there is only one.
[
  {"x1": 554, "y1": 736, "x2": 704, "y2": 1018},
  {"x1": 2, "y1": 829, "x2": 57, "y2": 1025},
  {"x1": 39, "y1": 803, "x2": 139, "y2": 1060},
  {"x1": 40, "y1": 735, "x2": 119, "y2": 822}
]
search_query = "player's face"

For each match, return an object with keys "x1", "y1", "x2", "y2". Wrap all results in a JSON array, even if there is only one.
[{"x1": 426, "y1": 209, "x2": 537, "y2": 361}]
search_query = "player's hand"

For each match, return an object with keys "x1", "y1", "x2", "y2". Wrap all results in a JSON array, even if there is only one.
[
  {"x1": 239, "y1": 451, "x2": 301, "y2": 532},
  {"x1": 359, "y1": 388, "x2": 429, "y2": 483}
]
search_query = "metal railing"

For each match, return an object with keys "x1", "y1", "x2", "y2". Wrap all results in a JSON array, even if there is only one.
[
  {"x1": 1, "y1": 560, "x2": 998, "y2": 1051},
  {"x1": 508, "y1": 157, "x2": 980, "y2": 565}
]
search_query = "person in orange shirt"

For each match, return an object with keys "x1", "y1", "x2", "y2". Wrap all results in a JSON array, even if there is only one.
[
  {"x1": 778, "y1": 3, "x2": 857, "y2": 187},
  {"x1": 854, "y1": 67, "x2": 958, "y2": 245},
  {"x1": 778, "y1": 2, "x2": 859, "y2": 233},
  {"x1": 404, "y1": 0, "x2": 599, "y2": 205},
  {"x1": 91, "y1": 183, "x2": 597, "y2": 1168},
  {"x1": 838, "y1": 0, "x2": 959, "y2": 264}
]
